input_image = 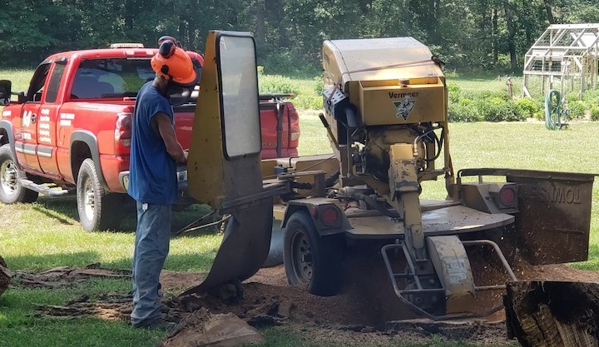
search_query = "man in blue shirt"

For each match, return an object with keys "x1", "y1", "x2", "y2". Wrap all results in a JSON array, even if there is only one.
[{"x1": 128, "y1": 39, "x2": 200, "y2": 330}]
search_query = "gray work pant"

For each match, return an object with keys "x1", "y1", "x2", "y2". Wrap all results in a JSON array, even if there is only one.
[{"x1": 130, "y1": 201, "x2": 171, "y2": 327}]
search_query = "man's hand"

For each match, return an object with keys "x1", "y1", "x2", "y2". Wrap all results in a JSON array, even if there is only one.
[{"x1": 154, "y1": 112, "x2": 187, "y2": 164}]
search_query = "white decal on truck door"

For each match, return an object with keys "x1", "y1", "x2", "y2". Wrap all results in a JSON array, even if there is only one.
[
  {"x1": 59, "y1": 113, "x2": 75, "y2": 127},
  {"x1": 22, "y1": 110, "x2": 32, "y2": 127}
]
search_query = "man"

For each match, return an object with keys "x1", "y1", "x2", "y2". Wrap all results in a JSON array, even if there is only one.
[{"x1": 128, "y1": 39, "x2": 200, "y2": 329}]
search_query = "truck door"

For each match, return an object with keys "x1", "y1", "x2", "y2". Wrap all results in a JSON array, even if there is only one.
[
  {"x1": 37, "y1": 59, "x2": 67, "y2": 176},
  {"x1": 14, "y1": 62, "x2": 52, "y2": 174},
  {"x1": 184, "y1": 31, "x2": 276, "y2": 295}
]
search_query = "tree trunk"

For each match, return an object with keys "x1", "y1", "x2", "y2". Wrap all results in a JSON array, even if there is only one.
[
  {"x1": 542, "y1": 0, "x2": 555, "y2": 24},
  {"x1": 505, "y1": 281, "x2": 599, "y2": 347},
  {"x1": 276, "y1": 0, "x2": 289, "y2": 48},
  {"x1": 492, "y1": 6, "x2": 498, "y2": 63},
  {"x1": 503, "y1": 0, "x2": 518, "y2": 70},
  {"x1": 255, "y1": 0, "x2": 266, "y2": 46},
  {"x1": 0, "y1": 256, "x2": 11, "y2": 297}
]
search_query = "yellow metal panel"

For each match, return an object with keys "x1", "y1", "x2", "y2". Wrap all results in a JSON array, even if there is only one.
[
  {"x1": 389, "y1": 143, "x2": 414, "y2": 160},
  {"x1": 187, "y1": 31, "x2": 225, "y2": 207},
  {"x1": 360, "y1": 82, "x2": 446, "y2": 125},
  {"x1": 260, "y1": 159, "x2": 278, "y2": 179},
  {"x1": 323, "y1": 37, "x2": 444, "y2": 87},
  {"x1": 426, "y1": 236, "x2": 475, "y2": 314}
]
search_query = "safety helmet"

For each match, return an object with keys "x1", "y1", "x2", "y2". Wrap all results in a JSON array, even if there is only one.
[{"x1": 151, "y1": 40, "x2": 200, "y2": 87}]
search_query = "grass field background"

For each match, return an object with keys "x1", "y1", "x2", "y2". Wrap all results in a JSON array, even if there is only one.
[{"x1": 0, "y1": 68, "x2": 596, "y2": 347}]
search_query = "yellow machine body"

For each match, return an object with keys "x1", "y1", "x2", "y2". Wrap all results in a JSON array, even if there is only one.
[
  {"x1": 183, "y1": 33, "x2": 595, "y2": 320},
  {"x1": 322, "y1": 38, "x2": 447, "y2": 126}
]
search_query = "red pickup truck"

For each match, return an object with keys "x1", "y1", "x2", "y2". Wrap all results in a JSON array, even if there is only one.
[{"x1": 0, "y1": 45, "x2": 300, "y2": 231}]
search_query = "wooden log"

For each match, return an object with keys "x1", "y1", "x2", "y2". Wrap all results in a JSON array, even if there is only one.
[
  {"x1": 505, "y1": 281, "x2": 599, "y2": 347},
  {"x1": 0, "y1": 255, "x2": 11, "y2": 297}
]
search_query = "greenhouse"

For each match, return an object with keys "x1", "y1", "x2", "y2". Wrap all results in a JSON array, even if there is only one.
[{"x1": 523, "y1": 23, "x2": 599, "y2": 99}]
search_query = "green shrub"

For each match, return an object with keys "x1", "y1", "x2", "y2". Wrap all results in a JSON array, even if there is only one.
[
  {"x1": 567, "y1": 100, "x2": 587, "y2": 119},
  {"x1": 259, "y1": 75, "x2": 300, "y2": 95},
  {"x1": 448, "y1": 102, "x2": 480, "y2": 122},
  {"x1": 475, "y1": 98, "x2": 525, "y2": 122},
  {"x1": 448, "y1": 88, "x2": 525, "y2": 122},
  {"x1": 564, "y1": 91, "x2": 580, "y2": 105},
  {"x1": 582, "y1": 89, "x2": 599, "y2": 105},
  {"x1": 515, "y1": 97, "x2": 542, "y2": 120},
  {"x1": 293, "y1": 94, "x2": 322, "y2": 110},
  {"x1": 447, "y1": 83, "x2": 461, "y2": 103},
  {"x1": 590, "y1": 106, "x2": 599, "y2": 121},
  {"x1": 313, "y1": 76, "x2": 324, "y2": 95},
  {"x1": 458, "y1": 98, "x2": 473, "y2": 106}
]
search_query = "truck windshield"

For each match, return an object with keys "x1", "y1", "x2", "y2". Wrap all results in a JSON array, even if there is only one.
[{"x1": 71, "y1": 58, "x2": 154, "y2": 99}]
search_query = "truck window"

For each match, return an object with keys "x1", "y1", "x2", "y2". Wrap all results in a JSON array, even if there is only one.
[
  {"x1": 71, "y1": 58, "x2": 154, "y2": 99},
  {"x1": 45, "y1": 63, "x2": 66, "y2": 103},
  {"x1": 26, "y1": 63, "x2": 51, "y2": 102}
]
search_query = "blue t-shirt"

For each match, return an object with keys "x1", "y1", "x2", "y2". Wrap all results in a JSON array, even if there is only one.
[{"x1": 128, "y1": 82, "x2": 177, "y2": 205}]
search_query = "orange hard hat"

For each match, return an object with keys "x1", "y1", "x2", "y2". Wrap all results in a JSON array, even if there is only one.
[{"x1": 151, "y1": 40, "x2": 199, "y2": 87}]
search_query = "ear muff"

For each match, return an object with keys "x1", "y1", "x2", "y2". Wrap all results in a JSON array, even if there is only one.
[
  {"x1": 159, "y1": 40, "x2": 175, "y2": 57},
  {"x1": 158, "y1": 35, "x2": 182, "y2": 48}
]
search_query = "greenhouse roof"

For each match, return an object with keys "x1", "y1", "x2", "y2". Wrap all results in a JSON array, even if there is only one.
[{"x1": 525, "y1": 24, "x2": 599, "y2": 63}]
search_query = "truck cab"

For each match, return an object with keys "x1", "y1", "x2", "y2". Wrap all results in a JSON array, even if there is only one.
[{"x1": 0, "y1": 44, "x2": 300, "y2": 232}]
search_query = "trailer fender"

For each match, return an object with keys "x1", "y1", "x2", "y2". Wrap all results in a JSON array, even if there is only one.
[
  {"x1": 456, "y1": 168, "x2": 596, "y2": 265},
  {"x1": 281, "y1": 199, "x2": 349, "y2": 237}
]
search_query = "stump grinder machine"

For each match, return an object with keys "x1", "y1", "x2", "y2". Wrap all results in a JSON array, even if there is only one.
[{"x1": 183, "y1": 31, "x2": 595, "y2": 320}]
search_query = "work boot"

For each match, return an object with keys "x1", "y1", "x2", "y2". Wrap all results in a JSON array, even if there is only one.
[{"x1": 134, "y1": 318, "x2": 176, "y2": 331}]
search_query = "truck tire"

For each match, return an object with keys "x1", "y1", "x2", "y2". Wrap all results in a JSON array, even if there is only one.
[
  {"x1": 76, "y1": 158, "x2": 119, "y2": 231},
  {"x1": 283, "y1": 211, "x2": 344, "y2": 296},
  {"x1": 0, "y1": 144, "x2": 38, "y2": 204}
]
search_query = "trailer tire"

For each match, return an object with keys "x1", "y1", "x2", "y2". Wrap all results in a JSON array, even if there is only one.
[
  {"x1": 283, "y1": 211, "x2": 344, "y2": 296},
  {"x1": 0, "y1": 144, "x2": 38, "y2": 204},
  {"x1": 76, "y1": 159, "x2": 120, "y2": 231}
]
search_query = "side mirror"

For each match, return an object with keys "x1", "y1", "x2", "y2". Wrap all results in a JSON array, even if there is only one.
[{"x1": 0, "y1": 80, "x2": 11, "y2": 106}]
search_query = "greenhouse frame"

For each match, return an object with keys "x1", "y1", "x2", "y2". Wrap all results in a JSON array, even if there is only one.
[{"x1": 523, "y1": 23, "x2": 599, "y2": 99}]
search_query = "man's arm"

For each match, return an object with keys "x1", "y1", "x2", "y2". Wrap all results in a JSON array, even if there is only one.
[{"x1": 154, "y1": 112, "x2": 187, "y2": 164}]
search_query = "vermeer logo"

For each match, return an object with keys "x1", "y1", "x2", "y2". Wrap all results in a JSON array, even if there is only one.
[
  {"x1": 393, "y1": 96, "x2": 416, "y2": 120},
  {"x1": 389, "y1": 92, "x2": 419, "y2": 98}
]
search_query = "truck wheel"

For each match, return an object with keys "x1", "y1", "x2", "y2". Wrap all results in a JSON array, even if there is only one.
[
  {"x1": 0, "y1": 144, "x2": 38, "y2": 204},
  {"x1": 283, "y1": 211, "x2": 344, "y2": 296},
  {"x1": 76, "y1": 159, "x2": 119, "y2": 231}
]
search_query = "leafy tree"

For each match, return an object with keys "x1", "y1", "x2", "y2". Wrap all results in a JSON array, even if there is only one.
[{"x1": 0, "y1": 0, "x2": 597, "y2": 73}]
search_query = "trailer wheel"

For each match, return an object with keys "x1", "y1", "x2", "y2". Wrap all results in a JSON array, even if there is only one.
[
  {"x1": 76, "y1": 159, "x2": 119, "y2": 231},
  {"x1": 0, "y1": 144, "x2": 38, "y2": 204},
  {"x1": 283, "y1": 211, "x2": 344, "y2": 296}
]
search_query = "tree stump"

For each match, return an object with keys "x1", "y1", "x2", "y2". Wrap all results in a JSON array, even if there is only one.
[
  {"x1": 505, "y1": 281, "x2": 599, "y2": 347},
  {"x1": 0, "y1": 255, "x2": 11, "y2": 297},
  {"x1": 159, "y1": 307, "x2": 266, "y2": 347}
]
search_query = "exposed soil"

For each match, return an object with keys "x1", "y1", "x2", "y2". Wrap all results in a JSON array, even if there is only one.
[{"x1": 13, "y1": 254, "x2": 599, "y2": 347}]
